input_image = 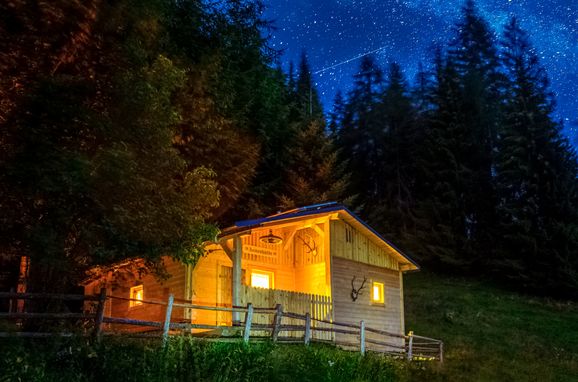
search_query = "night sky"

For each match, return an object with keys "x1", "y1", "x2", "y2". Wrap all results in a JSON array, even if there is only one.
[{"x1": 263, "y1": 0, "x2": 578, "y2": 138}]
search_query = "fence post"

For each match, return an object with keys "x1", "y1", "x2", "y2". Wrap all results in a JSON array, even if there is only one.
[
  {"x1": 8, "y1": 287, "x2": 15, "y2": 313},
  {"x1": 243, "y1": 303, "x2": 253, "y2": 343},
  {"x1": 439, "y1": 341, "x2": 444, "y2": 363},
  {"x1": 304, "y1": 312, "x2": 311, "y2": 345},
  {"x1": 162, "y1": 294, "x2": 174, "y2": 347},
  {"x1": 359, "y1": 320, "x2": 365, "y2": 355},
  {"x1": 271, "y1": 304, "x2": 283, "y2": 341},
  {"x1": 407, "y1": 331, "x2": 413, "y2": 361},
  {"x1": 94, "y1": 288, "x2": 107, "y2": 342}
]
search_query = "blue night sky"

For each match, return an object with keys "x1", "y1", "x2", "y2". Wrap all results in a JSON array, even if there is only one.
[{"x1": 263, "y1": 0, "x2": 578, "y2": 138}]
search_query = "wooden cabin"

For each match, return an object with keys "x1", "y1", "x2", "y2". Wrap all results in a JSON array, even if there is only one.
[{"x1": 84, "y1": 203, "x2": 419, "y2": 345}]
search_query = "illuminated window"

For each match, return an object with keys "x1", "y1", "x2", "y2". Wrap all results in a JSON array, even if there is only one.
[
  {"x1": 130, "y1": 285, "x2": 144, "y2": 307},
  {"x1": 372, "y1": 282, "x2": 384, "y2": 304},
  {"x1": 250, "y1": 270, "x2": 274, "y2": 289}
]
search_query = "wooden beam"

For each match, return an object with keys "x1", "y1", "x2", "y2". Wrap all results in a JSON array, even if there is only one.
[
  {"x1": 399, "y1": 271, "x2": 405, "y2": 337},
  {"x1": 221, "y1": 239, "x2": 234, "y2": 261},
  {"x1": 283, "y1": 228, "x2": 298, "y2": 251},
  {"x1": 232, "y1": 236, "x2": 242, "y2": 323},
  {"x1": 312, "y1": 223, "x2": 325, "y2": 238},
  {"x1": 324, "y1": 219, "x2": 332, "y2": 295},
  {"x1": 258, "y1": 216, "x2": 329, "y2": 231}
]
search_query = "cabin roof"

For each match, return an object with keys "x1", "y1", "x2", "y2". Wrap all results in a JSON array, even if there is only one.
[{"x1": 220, "y1": 202, "x2": 419, "y2": 271}]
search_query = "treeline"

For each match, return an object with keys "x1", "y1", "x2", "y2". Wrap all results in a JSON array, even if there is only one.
[
  {"x1": 330, "y1": 1, "x2": 578, "y2": 296},
  {"x1": 0, "y1": 0, "x2": 576, "y2": 297}
]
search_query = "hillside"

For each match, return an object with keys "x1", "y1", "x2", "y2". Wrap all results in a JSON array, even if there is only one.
[
  {"x1": 404, "y1": 272, "x2": 578, "y2": 381},
  {"x1": 1, "y1": 272, "x2": 577, "y2": 381}
]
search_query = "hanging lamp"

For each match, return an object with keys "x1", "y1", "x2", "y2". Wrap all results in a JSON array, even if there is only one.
[{"x1": 259, "y1": 229, "x2": 283, "y2": 245}]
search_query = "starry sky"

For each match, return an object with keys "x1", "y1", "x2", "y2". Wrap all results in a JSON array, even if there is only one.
[{"x1": 263, "y1": 0, "x2": 578, "y2": 137}]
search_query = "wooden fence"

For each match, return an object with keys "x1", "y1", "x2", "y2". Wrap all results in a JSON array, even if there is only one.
[
  {"x1": 240, "y1": 286, "x2": 333, "y2": 341},
  {"x1": 0, "y1": 291, "x2": 443, "y2": 362}
]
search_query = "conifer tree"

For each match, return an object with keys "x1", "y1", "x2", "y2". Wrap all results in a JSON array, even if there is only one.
[
  {"x1": 277, "y1": 119, "x2": 350, "y2": 210},
  {"x1": 328, "y1": 90, "x2": 345, "y2": 136},
  {"x1": 448, "y1": 0, "x2": 501, "y2": 260},
  {"x1": 294, "y1": 52, "x2": 323, "y2": 119},
  {"x1": 495, "y1": 17, "x2": 578, "y2": 293},
  {"x1": 278, "y1": 52, "x2": 349, "y2": 209},
  {"x1": 411, "y1": 52, "x2": 471, "y2": 267},
  {"x1": 368, "y1": 63, "x2": 419, "y2": 238},
  {"x1": 336, "y1": 55, "x2": 385, "y2": 211}
]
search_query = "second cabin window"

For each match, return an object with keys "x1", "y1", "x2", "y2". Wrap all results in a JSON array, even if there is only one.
[
  {"x1": 372, "y1": 282, "x2": 385, "y2": 304},
  {"x1": 250, "y1": 269, "x2": 274, "y2": 289},
  {"x1": 129, "y1": 284, "x2": 144, "y2": 307},
  {"x1": 345, "y1": 225, "x2": 353, "y2": 243}
]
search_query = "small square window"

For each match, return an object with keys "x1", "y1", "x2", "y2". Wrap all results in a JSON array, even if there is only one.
[
  {"x1": 372, "y1": 282, "x2": 384, "y2": 304},
  {"x1": 250, "y1": 270, "x2": 274, "y2": 289},
  {"x1": 130, "y1": 285, "x2": 144, "y2": 307}
]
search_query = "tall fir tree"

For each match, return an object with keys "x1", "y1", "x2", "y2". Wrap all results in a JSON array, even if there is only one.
[
  {"x1": 367, "y1": 63, "x2": 420, "y2": 240},
  {"x1": 495, "y1": 17, "x2": 578, "y2": 294},
  {"x1": 448, "y1": 0, "x2": 502, "y2": 261},
  {"x1": 411, "y1": 51, "x2": 471, "y2": 268},
  {"x1": 278, "y1": 52, "x2": 349, "y2": 209},
  {"x1": 336, "y1": 55, "x2": 385, "y2": 212}
]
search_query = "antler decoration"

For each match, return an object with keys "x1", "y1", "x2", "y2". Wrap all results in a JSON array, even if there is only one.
[
  {"x1": 296, "y1": 234, "x2": 317, "y2": 257},
  {"x1": 350, "y1": 276, "x2": 368, "y2": 301}
]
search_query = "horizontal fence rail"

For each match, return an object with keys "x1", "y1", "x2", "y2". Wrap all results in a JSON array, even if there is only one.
[{"x1": 0, "y1": 291, "x2": 443, "y2": 362}]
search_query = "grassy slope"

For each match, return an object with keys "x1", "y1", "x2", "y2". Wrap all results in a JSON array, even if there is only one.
[{"x1": 404, "y1": 272, "x2": 578, "y2": 382}]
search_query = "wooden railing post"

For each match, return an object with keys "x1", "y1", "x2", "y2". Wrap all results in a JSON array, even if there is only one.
[
  {"x1": 162, "y1": 294, "x2": 174, "y2": 347},
  {"x1": 359, "y1": 320, "x2": 366, "y2": 355},
  {"x1": 8, "y1": 287, "x2": 16, "y2": 313},
  {"x1": 304, "y1": 312, "x2": 311, "y2": 345},
  {"x1": 243, "y1": 303, "x2": 253, "y2": 343},
  {"x1": 407, "y1": 331, "x2": 414, "y2": 361},
  {"x1": 94, "y1": 288, "x2": 107, "y2": 342},
  {"x1": 271, "y1": 304, "x2": 283, "y2": 341},
  {"x1": 439, "y1": 341, "x2": 444, "y2": 363}
]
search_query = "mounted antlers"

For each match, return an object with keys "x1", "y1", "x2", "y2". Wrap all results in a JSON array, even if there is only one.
[
  {"x1": 296, "y1": 234, "x2": 317, "y2": 256},
  {"x1": 350, "y1": 276, "x2": 368, "y2": 301}
]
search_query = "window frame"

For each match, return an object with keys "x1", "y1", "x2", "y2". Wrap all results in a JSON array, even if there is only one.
[
  {"x1": 371, "y1": 281, "x2": 385, "y2": 305},
  {"x1": 129, "y1": 284, "x2": 144, "y2": 308},
  {"x1": 250, "y1": 269, "x2": 275, "y2": 289}
]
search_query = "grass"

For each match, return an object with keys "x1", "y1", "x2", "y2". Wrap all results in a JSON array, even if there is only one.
[
  {"x1": 0, "y1": 337, "x2": 438, "y2": 382},
  {"x1": 404, "y1": 272, "x2": 578, "y2": 381},
  {"x1": 1, "y1": 272, "x2": 576, "y2": 381}
]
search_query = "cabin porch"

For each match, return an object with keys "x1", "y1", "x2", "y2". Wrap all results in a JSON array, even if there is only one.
[{"x1": 192, "y1": 217, "x2": 334, "y2": 333}]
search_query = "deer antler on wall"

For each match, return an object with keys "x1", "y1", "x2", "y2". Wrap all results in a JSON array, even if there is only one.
[
  {"x1": 296, "y1": 233, "x2": 317, "y2": 257},
  {"x1": 350, "y1": 276, "x2": 368, "y2": 302}
]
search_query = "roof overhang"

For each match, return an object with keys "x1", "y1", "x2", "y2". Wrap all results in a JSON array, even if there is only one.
[{"x1": 218, "y1": 203, "x2": 419, "y2": 272}]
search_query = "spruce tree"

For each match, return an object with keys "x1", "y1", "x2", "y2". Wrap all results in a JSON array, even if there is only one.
[
  {"x1": 368, "y1": 63, "x2": 419, "y2": 239},
  {"x1": 278, "y1": 52, "x2": 349, "y2": 209},
  {"x1": 277, "y1": 119, "x2": 350, "y2": 210},
  {"x1": 336, "y1": 55, "x2": 385, "y2": 212},
  {"x1": 451, "y1": 0, "x2": 501, "y2": 260},
  {"x1": 328, "y1": 90, "x2": 345, "y2": 136},
  {"x1": 411, "y1": 51, "x2": 471, "y2": 267},
  {"x1": 496, "y1": 17, "x2": 578, "y2": 294},
  {"x1": 295, "y1": 52, "x2": 323, "y2": 119}
]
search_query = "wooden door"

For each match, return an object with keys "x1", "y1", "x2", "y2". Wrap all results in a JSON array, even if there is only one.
[{"x1": 217, "y1": 265, "x2": 232, "y2": 325}]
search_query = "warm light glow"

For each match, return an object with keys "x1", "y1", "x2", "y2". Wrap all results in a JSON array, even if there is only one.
[
  {"x1": 130, "y1": 285, "x2": 144, "y2": 307},
  {"x1": 251, "y1": 270, "x2": 273, "y2": 289},
  {"x1": 372, "y1": 282, "x2": 384, "y2": 304}
]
